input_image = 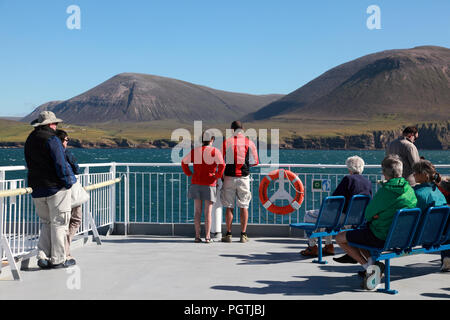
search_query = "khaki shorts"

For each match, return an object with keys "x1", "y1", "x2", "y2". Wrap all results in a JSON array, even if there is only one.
[{"x1": 220, "y1": 176, "x2": 252, "y2": 209}]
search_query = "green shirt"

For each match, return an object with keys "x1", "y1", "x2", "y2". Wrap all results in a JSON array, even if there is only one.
[{"x1": 365, "y1": 177, "x2": 418, "y2": 240}]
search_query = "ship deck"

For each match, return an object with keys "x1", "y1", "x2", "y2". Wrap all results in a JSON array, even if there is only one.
[{"x1": 0, "y1": 235, "x2": 448, "y2": 300}]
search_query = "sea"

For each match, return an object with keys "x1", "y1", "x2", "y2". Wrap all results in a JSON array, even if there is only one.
[{"x1": 1, "y1": 148, "x2": 449, "y2": 167}]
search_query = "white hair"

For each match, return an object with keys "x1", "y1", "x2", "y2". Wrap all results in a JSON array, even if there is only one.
[{"x1": 345, "y1": 156, "x2": 365, "y2": 174}]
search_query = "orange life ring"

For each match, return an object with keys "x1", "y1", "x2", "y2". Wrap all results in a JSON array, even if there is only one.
[{"x1": 259, "y1": 169, "x2": 305, "y2": 215}]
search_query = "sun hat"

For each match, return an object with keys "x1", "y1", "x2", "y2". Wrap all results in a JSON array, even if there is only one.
[{"x1": 31, "y1": 111, "x2": 63, "y2": 127}]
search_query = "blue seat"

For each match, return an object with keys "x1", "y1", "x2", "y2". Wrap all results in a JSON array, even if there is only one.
[
  {"x1": 290, "y1": 196, "x2": 345, "y2": 264},
  {"x1": 413, "y1": 206, "x2": 450, "y2": 249},
  {"x1": 349, "y1": 208, "x2": 422, "y2": 255},
  {"x1": 441, "y1": 209, "x2": 450, "y2": 243},
  {"x1": 290, "y1": 196, "x2": 346, "y2": 232},
  {"x1": 348, "y1": 208, "x2": 422, "y2": 294},
  {"x1": 336, "y1": 195, "x2": 371, "y2": 230}
]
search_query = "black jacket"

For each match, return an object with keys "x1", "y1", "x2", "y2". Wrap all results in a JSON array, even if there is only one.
[{"x1": 24, "y1": 126, "x2": 75, "y2": 192}]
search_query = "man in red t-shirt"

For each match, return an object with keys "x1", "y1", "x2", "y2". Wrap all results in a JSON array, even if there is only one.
[{"x1": 220, "y1": 121, "x2": 259, "y2": 243}]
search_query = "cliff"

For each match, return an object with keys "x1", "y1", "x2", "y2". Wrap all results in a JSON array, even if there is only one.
[{"x1": 282, "y1": 122, "x2": 450, "y2": 150}]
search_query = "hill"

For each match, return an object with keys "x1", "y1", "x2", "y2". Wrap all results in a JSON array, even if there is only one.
[
  {"x1": 22, "y1": 73, "x2": 282, "y2": 124},
  {"x1": 246, "y1": 46, "x2": 450, "y2": 123}
]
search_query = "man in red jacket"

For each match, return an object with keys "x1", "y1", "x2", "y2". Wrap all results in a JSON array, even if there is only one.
[{"x1": 220, "y1": 121, "x2": 259, "y2": 243}]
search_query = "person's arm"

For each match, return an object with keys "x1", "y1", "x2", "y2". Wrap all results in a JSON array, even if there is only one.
[
  {"x1": 181, "y1": 150, "x2": 193, "y2": 176},
  {"x1": 47, "y1": 136, "x2": 74, "y2": 189},
  {"x1": 248, "y1": 140, "x2": 259, "y2": 167},
  {"x1": 364, "y1": 188, "x2": 387, "y2": 221},
  {"x1": 214, "y1": 149, "x2": 225, "y2": 179},
  {"x1": 407, "y1": 144, "x2": 420, "y2": 169},
  {"x1": 65, "y1": 149, "x2": 81, "y2": 175}
]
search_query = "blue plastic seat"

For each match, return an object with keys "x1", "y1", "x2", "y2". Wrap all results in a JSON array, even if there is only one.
[
  {"x1": 336, "y1": 195, "x2": 371, "y2": 230},
  {"x1": 350, "y1": 208, "x2": 422, "y2": 254},
  {"x1": 441, "y1": 209, "x2": 450, "y2": 243},
  {"x1": 414, "y1": 206, "x2": 450, "y2": 248},
  {"x1": 290, "y1": 196, "x2": 345, "y2": 264},
  {"x1": 348, "y1": 208, "x2": 422, "y2": 294},
  {"x1": 290, "y1": 196, "x2": 346, "y2": 232}
]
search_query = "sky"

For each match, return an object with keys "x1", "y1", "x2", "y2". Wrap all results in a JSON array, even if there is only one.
[{"x1": 0, "y1": 0, "x2": 449, "y2": 117}]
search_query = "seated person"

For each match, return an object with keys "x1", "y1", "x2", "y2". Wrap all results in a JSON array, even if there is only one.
[
  {"x1": 437, "y1": 176, "x2": 450, "y2": 203},
  {"x1": 301, "y1": 156, "x2": 372, "y2": 257},
  {"x1": 435, "y1": 175, "x2": 450, "y2": 272},
  {"x1": 335, "y1": 155, "x2": 417, "y2": 285},
  {"x1": 412, "y1": 160, "x2": 446, "y2": 212}
]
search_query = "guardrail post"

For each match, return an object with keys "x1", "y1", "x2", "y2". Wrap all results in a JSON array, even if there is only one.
[
  {"x1": 124, "y1": 169, "x2": 129, "y2": 236},
  {"x1": 108, "y1": 162, "x2": 117, "y2": 236},
  {"x1": 0, "y1": 172, "x2": 4, "y2": 273},
  {"x1": 211, "y1": 179, "x2": 223, "y2": 239},
  {"x1": 0, "y1": 173, "x2": 22, "y2": 280},
  {"x1": 83, "y1": 166, "x2": 101, "y2": 245}
]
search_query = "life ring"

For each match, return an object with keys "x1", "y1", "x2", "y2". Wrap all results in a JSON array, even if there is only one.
[{"x1": 259, "y1": 169, "x2": 304, "y2": 215}]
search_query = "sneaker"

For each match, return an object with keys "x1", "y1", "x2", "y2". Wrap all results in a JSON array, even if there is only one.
[
  {"x1": 358, "y1": 262, "x2": 385, "y2": 278},
  {"x1": 323, "y1": 244, "x2": 335, "y2": 256},
  {"x1": 333, "y1": 254, "x2": 358, "y2": 264},
  {"x1": 441, "y1": 257, "x2": 450, "y2": 272},
  {"x1": 37, "y1": 259, "x2": 51, "y2": 269},
  {"x1": 51, "y1": 259, "x2": 76, "y2": 269},
  {"x1": 363, "y1": 264, "x2": 382, "y2": 290},
  {"x1": 221, "y1": 233, "x2": 232, "y2": 243},
  {"x1": 240, "y1": 233, "x2": 249, "y2": 243},
  {"x1": 300, "y1": 245, "x2": 318, "y2": 257},
  {"x1": 375, "y1": 261, "x2": 385, "y2": 275}
]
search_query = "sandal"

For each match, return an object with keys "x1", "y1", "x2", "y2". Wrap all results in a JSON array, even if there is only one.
[
  {"x1": 194, "y1": 237, "x2": 203, "y2": 243},
  {"x1": 204, "y1": 238, "x2": 212, "y2": 244}
]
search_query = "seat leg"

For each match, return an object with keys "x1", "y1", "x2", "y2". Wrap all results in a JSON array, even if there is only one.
[
  {"x1": 313, "y1": 236, "x2": 327, "y2": 264},
  {"x1": 377, "y1": 259, "x2": 397, "y2": 295}
]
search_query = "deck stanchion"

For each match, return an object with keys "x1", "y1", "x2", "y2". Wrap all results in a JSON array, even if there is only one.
[{"x1": 211, "y1": 178, "x2": 223, "y2": 240}]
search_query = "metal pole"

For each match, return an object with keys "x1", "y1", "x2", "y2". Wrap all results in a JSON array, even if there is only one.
[
  {"x1": 109, "y1": 163, "x2": 117, "y2": 236},
  {"x1": 211, "y1": 179, "x2": 223, "y2": 240}
]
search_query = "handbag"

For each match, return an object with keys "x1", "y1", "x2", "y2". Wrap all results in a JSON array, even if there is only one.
[{"x1": 70, "y1": 180, "x2": 90, "y2": 208}]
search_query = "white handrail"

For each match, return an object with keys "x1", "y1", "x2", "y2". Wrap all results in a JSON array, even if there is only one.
[
  {"x1": 0, "y1": 187, "x2": 32, "y2": 198},
  {"x1": 2, "y1": 163, "x2": 450, "y2": 171}
]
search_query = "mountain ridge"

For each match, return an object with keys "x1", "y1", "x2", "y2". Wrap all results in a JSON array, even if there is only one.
[
  {"x1": 245, "y1": 45, "x2": 450, "y2": 122},
  {"x1": 22, "y1": 73, "x2": 283, "y2": 124}
]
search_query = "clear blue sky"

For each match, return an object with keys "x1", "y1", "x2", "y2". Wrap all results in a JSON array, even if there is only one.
[{"x1": 0, "y1": 0, "x2": 449, "y2": 116}]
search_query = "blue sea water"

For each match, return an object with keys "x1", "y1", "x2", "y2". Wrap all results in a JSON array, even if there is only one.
[{"x1": 1, "y1": 148, "x2": 449, "y2": 167}]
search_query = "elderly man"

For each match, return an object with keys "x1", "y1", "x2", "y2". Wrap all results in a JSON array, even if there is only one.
[
  {"x1": 386, "y1": 126, "x2": 420, "y2": 186},
  {"x1": 336, "y1": 155, "x2": 417, "y2": 288},
  {"x1": 24, "y1": 111, "x2": 77, "y2": 269},
  {"x1": 301, "y1": 156, "x2": 373, "y2": 258}
]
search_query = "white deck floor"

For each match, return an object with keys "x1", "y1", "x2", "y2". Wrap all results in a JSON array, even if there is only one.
[{"x1": 0, "y1": 235, "x2": 449, "y2": 300}]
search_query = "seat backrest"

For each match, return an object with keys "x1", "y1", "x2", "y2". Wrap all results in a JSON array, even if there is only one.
[
  {"x1": 339, "y1": 195, "x2": 371, "y2": 229},
  {"x1": 316, "y1": 196, "x2": 346, "y2": 230},
  {"x1": 383, "y1": 208, "x2": 422, "y2": 251},
  {"x1": 442, "y1": 215, "x2": 450, "y2": 243},
  {"x1": 414, "y1": 206, "x2": 450, "y2": 248}
]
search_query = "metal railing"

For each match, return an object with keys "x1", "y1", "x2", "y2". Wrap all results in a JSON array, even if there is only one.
[
  {"x1": 115, "y1": 163, "x2": 450, "y2": 226},
  {"x1": 0, "y1": 164, "x2": 120, "y2": 280},
  {"x1": 1, "y1": 162, "x2": 449, "y2": 279}
]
